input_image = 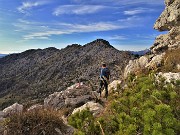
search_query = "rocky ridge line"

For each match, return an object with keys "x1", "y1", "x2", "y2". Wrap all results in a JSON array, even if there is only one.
[
  {"x1": 124, "y1": 0, "x2": 180, "y2": 77},
  {"x1": 151, "y1": 0, "x2": 180, "y2": 54}
]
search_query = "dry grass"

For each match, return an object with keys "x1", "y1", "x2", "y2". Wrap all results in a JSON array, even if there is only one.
[
  {"x1": 161, "y1": 48, "x2": 180, "y2": 72},
  {"x1": 3, "y1": 109, "x2": 70, "y2": 135}
]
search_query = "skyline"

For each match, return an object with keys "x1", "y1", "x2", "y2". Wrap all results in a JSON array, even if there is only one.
[{"x1": 0, "y1": 0, "x2": 166, "y2": 54}]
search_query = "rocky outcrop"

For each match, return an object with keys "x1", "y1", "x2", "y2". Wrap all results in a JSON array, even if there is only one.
[
  {"x1": 3, "y1": 103, "x2": 23, "y2": 116},
  {"x1": 154, "y1": 0, "x2": 180, "y2": 31},
  {"x1": 44, "y1": 85, "x2": 97, "y2": 109},
  {"x1": 177, "y1": 64, "x2": 180, "y2": 70},
  {"x1": 145, "y1": 53, "x2": 165, "y2": 69},
  {"x1": 108, "y1": 80, "x2": 122, "y2": 92},
  {"x1": 124, "y1": 56, "x2": 149, "y2": 77},
  {"x1": 27, "y1": 104, "x2": 43, "y2": 111},
  {"x1": 72, "y1": 101, "x2": 103, "y2": 116},
  {"x1": 151, "y1": 0, "x2": 180, "y2": 54},
  {"x1": 151, "y1": 26, "x2": 180, "y2": 54},
  {"x1": 65, "y1": 95, "x2": 92, "y2": 107},
  {"x1": 0, "y1": 111, "x2": 4, "y2": 117},
  {"x1": 124, "y1": 0, "x2": 180, "y2": 77},
  {"x1": 156, "y1": 72, "x2": 180, "y2": 83},
  {"x1": 124, "y1": 54, "x2": 166, "y2": 78},
  {"x1": 100, "y1": 80, "x2": 122, "y2": 97}
]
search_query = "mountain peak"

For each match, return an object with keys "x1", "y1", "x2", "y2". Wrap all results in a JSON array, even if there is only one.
[
  {"x1": 44, "y1": 47, "x2": 59, "y2": 51},
  {"x1": 84, "y1": 39, "x2": 113, "y2": 48},
  {"x1": 92, "y1": 39, "x2": 110, "y2": 45},
  {"x1": 66, "y1": 44, "x2": 81, "y2": 48}
]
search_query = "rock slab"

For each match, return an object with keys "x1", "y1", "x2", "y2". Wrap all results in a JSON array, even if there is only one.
[{"x1": 72, "y1": 101, "x2": 104, "y2": 116}]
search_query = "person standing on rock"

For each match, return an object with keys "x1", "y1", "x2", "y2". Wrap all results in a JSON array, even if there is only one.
[{"x1": 98, "y1": 63, "x2": 110, "y2": 99}]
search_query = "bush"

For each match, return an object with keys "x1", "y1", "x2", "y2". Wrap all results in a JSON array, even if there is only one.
[
  {"x1": 68, "y1": 109, "x2": 100, "y2": 135},
  {"x1": 161, "y1": 49, "x2": 180, "y2": 72},
  {"x1": 111, "y1": 75, "x2": 179, "y2": 135},
  {"x1": 3, "y1": 109, "x2": 69, "y2": 135}
]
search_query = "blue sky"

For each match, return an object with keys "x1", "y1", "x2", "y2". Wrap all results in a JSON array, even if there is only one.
[{"x1": 0, "y1": 0, "x2": 166, "y2": 54}]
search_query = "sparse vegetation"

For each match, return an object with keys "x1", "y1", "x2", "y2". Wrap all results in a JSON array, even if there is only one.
[
  {"x1": 3, "y1": 109, "x2": 69, "y2": 135},
  {"x1": 161, "y1": 48, "x2": 180, "y2": 72}
]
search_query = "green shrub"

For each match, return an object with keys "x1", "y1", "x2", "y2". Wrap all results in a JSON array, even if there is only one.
[
  {"x1": 68, "y1": 109, "x2": 100, "y2": 135},
  {"x1": 97, "y1": 116, "x2": 119, "y2": 135}
]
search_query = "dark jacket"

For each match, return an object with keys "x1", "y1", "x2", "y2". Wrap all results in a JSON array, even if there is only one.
[{"x1": 100, "y1": 67, "x2": 110, "y2": 80}]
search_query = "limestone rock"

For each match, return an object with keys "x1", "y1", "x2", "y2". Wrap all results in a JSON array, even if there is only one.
[
  {"x1": 44, "y1": 92, "x2": 64, "y2": 109},
  {"x1": 0, "y1": 111, "x2": 4, "y2": 117},
  {"x1": 108, "y1": 80, "x2": 122, "y2": 92},
  {"x1": 177, "y1": 64, "x2": 180, "y2": 70},
  {"x1": 124, "y1": 56, "x2": 149, "y2": 78},
  {"x1": 67, "y1": 82, "x2": 84, "y2": 90},
  {"x1": 157, "y1": 72, "x2": 180, "y2": 83},
  {"x1": 124, "y1": 53, "x2": 166, "y2": 78},
  {"x1": 151, "y1": 26, "x2": 180, "y2": 54},
  {"x1": 27, "y1": 104, "x2": 43, "y2": 111},
  {"x1": 72, "y1": 101, "x2": 103, "y2": 116},
  {"x1": 100, "y1": 80, "x2": 122, "y2": 97},
  {"x1": 44, "y1": 86, "x2": 95, "y2": 109},
  {"x1": 151, "y1": 0, "x2": 180, "y2": 54},
  {"x1": 154, "y1": 0, "x2": 180, "y2": 31},
  {"x1": 99, "y1": 80, "x2": 122, "y2": 98},
  {"x1": 146, "y1": 53, "x2": 165, "y2": 69},
  {"x1": 65, "y1": 95, "x2": 93, "y2": 107},
  {"x1": 3, "y1": 103, "x2": 23, "y2": 116},
  {"x1": 125, "y1": 0, "x2": 180, "y2": 76}
]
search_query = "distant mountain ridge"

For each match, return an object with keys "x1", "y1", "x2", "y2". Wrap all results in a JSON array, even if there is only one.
[
  {"x1": 0, "y1": 54, "x2": 7, "y2": 58},
  {"x1": 130, "y1": 49, "x2": 150, "y2": 56},
  {"x1": 0, "y1": 39, "x2": 134, "y2": 109}
]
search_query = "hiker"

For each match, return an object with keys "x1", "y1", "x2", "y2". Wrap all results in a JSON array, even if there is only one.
[{"x1": 98, "y1": 63, "x2": 110, "y2": 99}]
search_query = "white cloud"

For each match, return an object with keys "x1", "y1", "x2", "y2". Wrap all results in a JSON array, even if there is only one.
[
  {"x1": 17, "y1": 0, "x2": 49, "y2": 14},
  {"x1": 124, "y1": 9, "x2": 145, "y2": 15},
  {"x1": 69, "y1": 22, "x2": 124, "y2": 31},
  {"x1": 118, "y1": 16, "x2": 144, "y2": 26},
  {"x1": 23, "y1": 22, "x2": 125, "y2": 40},
  {"x1": 53, "y1": 5, "x2": 107, "y2": 16},
  {"x1": 24, "y1": 36, "x2": 50, "y2": 40},
  {"x1": 108, "y1": 35, "x2": 127, "y2": 40},
  {"x1": 14, "y1": 15, "x2": 144, "y2": 41},
  {"x1": 124, "y1": 8, "x2": 155, "y2": 15},
  {"x1": 23, "y1": 31, "x2": 65, "y2": 40}
]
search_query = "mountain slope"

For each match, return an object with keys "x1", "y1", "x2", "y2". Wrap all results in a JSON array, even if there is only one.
[{"x1": 0, "y1": 39, "x2": 134, "y2": 109}]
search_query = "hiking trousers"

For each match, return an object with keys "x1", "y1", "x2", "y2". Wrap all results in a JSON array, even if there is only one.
[{"x1": 98, "y1": 80, "x2": 108, "y2": 98}]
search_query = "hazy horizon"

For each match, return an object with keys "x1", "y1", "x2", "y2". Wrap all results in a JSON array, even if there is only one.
[{"x1": 0, "y1": 0, "x2": 166, "y2": 54}]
